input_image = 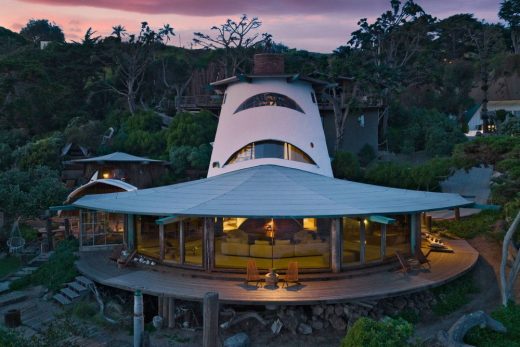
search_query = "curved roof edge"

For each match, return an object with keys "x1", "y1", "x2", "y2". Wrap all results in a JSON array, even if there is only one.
[
  {"x1": 66, "y1": 179, "x2": 138, "y2": 204},
  {"x1": 72, "y1": 164, "x2": 473, "y2": 218}
]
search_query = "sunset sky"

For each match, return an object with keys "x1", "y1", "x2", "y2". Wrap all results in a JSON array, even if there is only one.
[{"x1": 1, "y1": 0, "x2": 502, "y2": 52}]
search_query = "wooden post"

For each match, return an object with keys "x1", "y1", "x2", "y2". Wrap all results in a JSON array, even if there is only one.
[
  {"x1": 454, "y1": 208, "x2": 461, "y2": 221},
  {"x1": 159, "y1": 224, "x2": 165, "y2": 261},
  {"x1": 158, "y1": 296, "x2": 163, "y2": 317},
  {"x1": 330, "y1": 218, "x2": 341, "y2": 273},
  {"x1": 179, "y1": 221, "x2": 185, "y2": 264},
  {"x1": 203, "y1": 292, "x2": 219, "y2": 347},
  {"x1": 204, "y1": 218, "x2": 215, "y2": 272},
  {"x1": 427, "y1": 215, "x2": 432, "y2": 234},
  {"x1": 162, "y1": 295, "x2": 169, "y2": 325},
  {"x1": 79, "y1": 210, "x2": 85, "y2": 249},
  {"x1": 127, "y1": 214, "x2": 135, "y2": 251},
  {"x1": 168, "y1": 298, "x2": 175, "y2": 328},
  {"x1": 381, "y1": 224, "x2": 387, "y2": 260},
  {"x1": 64, "y1": 218, "x2": 70, "y2": 239},
  {"x1": 411, "y1": 213, "x2": 421, "y2": 255},
  {"x1": 359, "y1": 218, "x2": 366, "y2": 264},
  {"x1": 45, "y1": 212, "x2": 53, "y2": 251}
]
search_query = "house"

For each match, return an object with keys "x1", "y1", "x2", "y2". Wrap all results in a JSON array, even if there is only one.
[
  {"x1": 59, "y1": 54, "x2": 478, "y2": 306},
  {"x1": 466, "y1": 100, "x2": 520, "y2": 135}
]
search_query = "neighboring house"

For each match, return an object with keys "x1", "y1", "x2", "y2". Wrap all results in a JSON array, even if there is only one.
[
  {"x1": 466, "y1": 100, "x2": 520, "y2": 135},
  {"x1": 63, "y1": 152, "x2": 169, "y2": 189}
]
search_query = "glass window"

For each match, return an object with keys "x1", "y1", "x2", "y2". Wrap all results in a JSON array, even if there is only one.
[
  {"x1": 215, "y1": 217, "x2": 330, "y2": 271},
  {"x1": 255, "y1": 141, "x2": 284, "y2": 160},
  {"x1": 225, "y1": 141, "x2": 315, "y2": 166},
  {"x1": 311, "y1": 92, "x2": 316, "y2": 104},
  {"x1": 342, "y1": 218, "x2": 361, "y2": 265},
  {"x1": 386, "y1": 215, "x2": 411, "y2": 256},
  {"x1": 164, "y1": 222, "x2": 181, "y2": 264},
  {"x1": 365, "y1": 220, "x2": 382, "y2": 262},
  {"x1": 136, "y1": 216, "x2": 160, "y2": 259},
  {"x1": 184, "y1": 218, "x2": 204, "y2": 266},
  {"x1": 80, "y1": 211, "x2": 124, "y2": 247},
  {"x1": 234, "y1": 93, "x2": 305, "y2": 114}
]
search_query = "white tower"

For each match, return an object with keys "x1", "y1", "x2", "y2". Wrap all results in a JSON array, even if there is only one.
[{"x1": 208, "y1": 54, "x2": 333, "y2": 177}]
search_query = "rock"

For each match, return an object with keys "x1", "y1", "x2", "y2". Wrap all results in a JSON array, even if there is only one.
[
  {"x1": 280, "y1": 313, "x2": 299, "y2": 334},
  {"x1": 311, "y1": 319, "x2": 324, "y2": 330},
  {"x1": 152, "y1": 315, "x2": 163, "y2": 329},
  {"x1": 312, "y1": 305, "x2": 324, "y2": 317},
  {"x1": 329, "y1": 315, "x2": 347, "y2": 331},
  {"x1": 334, "y1": 304, "x2": 343, "y2": 316},
  {"x1": 224, "y1": 332, "x2": 250, "y2": 347},
  {"x1": 271, "y1": 318, "x2": 283, "y2": 335},
  {"x1": 323, "y1": 320, "x2": 330, "y2": 329},
  {"x1": 394, "y1": 297, "x2": 407, "y2": 310},
  {"x1": 297, "y1": 322, "x2": 313, "y2": 335},
  {"x1": 325, "y1": 305, "x2": 335, "y2": 317}
]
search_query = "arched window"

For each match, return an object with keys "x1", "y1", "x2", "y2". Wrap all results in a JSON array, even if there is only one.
[
  {"x1": 225, "y1": 140, "x2": 315, "y2": 165},
  {"x1": 234, "y1": 93, "x2": 305, "y2": 114}
]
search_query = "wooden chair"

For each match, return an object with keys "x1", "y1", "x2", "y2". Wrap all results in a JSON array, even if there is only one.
[
  {"x1": 395, "y1": 251, "x2": 411, "y2": 274},
  {"x1": 282, "y1": 261, "x2": 300, "y2": 288},
  {"x1": 109, "y1": 244, "x2": 124, "y2": 262},
  {"x1": 245, "y1": 260, "x2": 263, "y2": 287},
  {"x1": 416, "y1": 248, "x2": 431, "y2": 269}
]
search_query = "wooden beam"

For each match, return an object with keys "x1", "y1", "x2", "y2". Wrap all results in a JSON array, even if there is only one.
[
  {"x1": 330, "y1": 218, "x2": 341, "y2": 273},
  {"x1": 369, "y1": 215, "x2": 396, "y2": 225},
  {"x1": 204, "y1": 218, "x2": 215, "y2": 272},
  {"x1": 203, "y1": 292, "x2": 219, "y2": 347},
  {"x1": 469, "y1": 203, "x2": 501, "y2": 211},
  {"x1": 127, "y1": 215, "x2": 135, "y2": 251},
  {"x1": 454, "y1": 208, "x2": 461, "y2": 221},
  {"x1": 411, "y1": 213, "x2": 421, "y2": 255},
  {"x1": 156, "y1": 215, "x2": 180, "y2": 225},
  {"x1": 180, "y1": 221, "x2": 185, "y2": 264},
  {"x1": 159, "y1": 224, "x2": 165, "y2": 261},
  {"x1": 359, "y1": 219, "x2": 366, "y2": 264},
  {"x1": 381, "y1": 224, "x2": 387, "y2": 259},
  {"x1": 79, "y1": 210, "x2": 84, "y2": 248},
  {"x1": 168, "y1": 298, "x2": 175, "y2": 329}
]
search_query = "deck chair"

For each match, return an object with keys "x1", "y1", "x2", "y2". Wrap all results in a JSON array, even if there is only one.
[
  {"x1": 395, "y1": 251, "x2": 411, "y2": 274},
  {"x1": 416, "y1": 249, "x2": 431, "y2": 269},
  {"x1": 282, "y1": 261, "x2": 300, "y2": 288},
  {"x1": 245, "y1": 260, "x2": 263, "y2": 287},
  {"x1": 109, "y1": 244, "x2": 124, "y2": 262}
]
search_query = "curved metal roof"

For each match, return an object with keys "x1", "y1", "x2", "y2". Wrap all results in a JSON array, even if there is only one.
[
  {"x1": 72, "y1": 165, "x2": 472, "y2": 218},
  {"x1": 66, "y1": 179, "x2": 138, "y2": 203},
  {"x1": 67, "y1": 152, "x2": 164, "y2": 164}
]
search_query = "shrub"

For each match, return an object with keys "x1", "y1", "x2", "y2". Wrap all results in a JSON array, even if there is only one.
[
  {"x1": 432, "y1": 210, "x2": 503, "y2": 239},
  {"x1": 465, "y1": 304, "x2": 520, "y2": 347},
  {"x1": 10, "y1": 239, "x2": 78, "y2": 291},
  {"x1": 332, "y1": 151, "x2": 361, "y2": 180},
  {"x1": 166, "y1": 110, "x2": 217, "y2": 149},
  {"x1": 341, "y1": 317, "x2": 413, "y2": 347},
  {"x1": 432, "y1": 272, "x2": 478, "y2": 316},
  {"x1": 358, "y1": 144, "x2": 376, "y2": 167}
]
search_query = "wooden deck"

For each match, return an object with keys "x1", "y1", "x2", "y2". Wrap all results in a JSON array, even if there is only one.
[{"x1": 75, "y1": 240, "x2": 478, "y2": 305}]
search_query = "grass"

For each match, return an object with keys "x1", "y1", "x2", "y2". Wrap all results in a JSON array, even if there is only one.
[
  {"x1": 19, "y1": 224, "x2": 38, "y2": 242},
  {"x1": 432, "y1": 210, "x2": 503, "y2": 239},
  {"x1": 465, "y1": 303, "x2": 520, "y2": 347},
  {"x1": 432, "y1": 272, "x2": 479, "y2": 316},
  {"x1": 0, "y1": 256, "x2": 21, "y2": 279},
  {"x1": 393, "y1": 308, "x2": 420, "y2": 324},
  {"x1": 10, "y1": 239, "x2": 78, "y2": 291}
]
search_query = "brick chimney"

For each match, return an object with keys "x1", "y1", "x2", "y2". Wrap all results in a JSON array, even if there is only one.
[{"x1": 253, "y1": 54, "x2": 285, "y2": 75}]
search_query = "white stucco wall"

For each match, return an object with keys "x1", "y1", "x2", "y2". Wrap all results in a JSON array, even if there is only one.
[
  {"x1": 468, "y1": 100, "x2": 520, "y2": 131},
  {"x1": 208, "y1": 78, "x2": 333, "y2": 177}
]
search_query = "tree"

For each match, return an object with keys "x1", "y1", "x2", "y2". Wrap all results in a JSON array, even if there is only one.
[
  {"x1": 346, "y1": 0, "x2": 435, "y2": 144},
  {"x1": 0, "y1": 166, "x2": 68, "y2": 221},
  {"x1": 19, "y1": 19, "x2": 65, "y2": 45},
  {"x1": 165, "y1": 111, "x2": 217, "y2": 149},
  {"x1": 159, "y1": 52, "x2": 195, "y2": 113},
  {"x1": 103, "y1": 22, "x2": 174, "y2": 114},
  {"x1": 499, "y1": 0, "x2": 520, "y2": 53},
  {"x1": 193, "y1": 15, "x2": 271, "y2": 77},
  {"x1": 500, "y1": 211, "x2": 520, "y2": 306},
  {"x1": 111, "y1": 25, "x2": 126, "y2": 41}
]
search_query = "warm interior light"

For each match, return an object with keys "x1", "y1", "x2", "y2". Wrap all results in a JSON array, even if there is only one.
[{"x1": 102, "y1": 172, "x2": 110, "y2": 179}]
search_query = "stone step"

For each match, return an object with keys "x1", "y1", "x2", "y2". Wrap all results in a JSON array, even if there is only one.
[
  {"x1": 0, "y1": 292, "x2": 27, "y2": 308},
  {"x1": 0, "y1": 282, "x2": 10, "y2": 294},
  {"x1": 67, "y1": 281, "x2": 88, "y2": 294},
  {"x1": 60, "y1": 287, "x2": 80, "y2": 300},
  {"x1": 75, "y1": 276, "x2": 93, "y2": 288},
  {"x1": 52, "y1": 293, "x2": 72, "y2": 305}
]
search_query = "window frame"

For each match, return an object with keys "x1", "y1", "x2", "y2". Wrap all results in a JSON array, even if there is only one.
[{"x1": 233, "y1": 92, "x2": 305, "y2": 114}]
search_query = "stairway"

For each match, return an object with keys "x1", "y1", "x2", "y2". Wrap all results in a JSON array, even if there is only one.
[{"x1": 52, "y1": 276, "x2": 92, "y2": 305}]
